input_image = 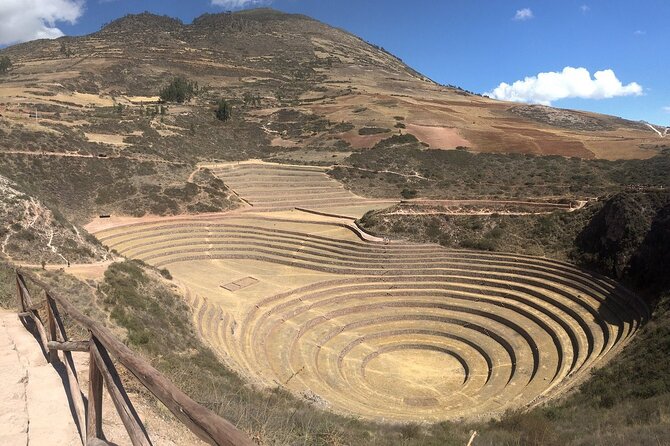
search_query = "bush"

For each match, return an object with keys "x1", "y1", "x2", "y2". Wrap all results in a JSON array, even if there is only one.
[
  {"x1": 401, "y1": 188, "x2": 417, "y2": 199},
  {"x1": 159, "y1": 77, "x2": 198, "y2": 103},
  {"x1": 0, "y1": 56, "x2": 11, "y2": 74},
  {"x1": 358, "y1": 127, "x2": 390, "y2": 136},
  {"x1": 215, "y1": 99, "x2": 231, "y2": 121}
]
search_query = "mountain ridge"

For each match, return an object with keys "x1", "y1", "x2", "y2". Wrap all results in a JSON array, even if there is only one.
[{"x1": 0, "y1": 8, "x2": 662, "y2": 161}]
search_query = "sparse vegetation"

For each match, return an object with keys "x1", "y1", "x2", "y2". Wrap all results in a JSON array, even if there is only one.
[
  {"x1": 215, "y1": 98, "x2": 232, "y2": 121},
  {"x1": 0, "y1": 259, "x2": 16, "y2": 309},
  {"x1": 0, "y1": 56, "x2": 11, "y2": 74},
  {"x1": 331, "y1": 138, "x2": 670, "y2": 200},
  {"x1": 242, "y1": 92, "x2": 262, "y2": 107},
  {"x1": 359, "y1": 203, "x2": 600, "y2": 260},
  {"x1": 59, "y1": 41, "x2": 73, "y2": 58},
  {"x1": 159, "y1": 76, "x2": 198, "y2": 103},
  {"x1": 358, "y1": 126, "x2": 391, "y2": 136}
]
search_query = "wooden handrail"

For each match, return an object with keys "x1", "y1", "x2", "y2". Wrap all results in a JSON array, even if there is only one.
[{"x1": 15, "y1": 268, "x2": 253, "y2": 446}]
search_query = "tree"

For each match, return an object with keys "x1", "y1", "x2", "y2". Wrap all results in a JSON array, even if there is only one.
[
  {"x1": 242, "y1": 91, "x2": 261, "y2": 107},
  {"x1": 59, "y1": 41, "x2": 73, "y2": 58},
  {"x1": 215, "y1": 99, "x2": 231, "y2": 122},
  {"x1": 159, "y1": 77, "x2": 198, "y2": 103},
  {"x1": 0, "y1": 56, "x2": 12, "y2": 74}
]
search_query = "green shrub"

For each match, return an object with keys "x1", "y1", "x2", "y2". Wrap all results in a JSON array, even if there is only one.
[
  {"x1": 358, "y1": 127, "x2": 390, "y2": 136},
  {"x1": 0, "y1": 261, "x2": 16, "y2": 309},
  {"x1": 215, "y1": 98, "x2": 231, "y2": 121},
  {"x1": 159, "y1": 77, "x2": 198, "y2": 103},
  {"x1": 0, "y1": 56, "x2": 11, "y2": 74},
  {"x1": 401, "y1": 187, "x2": 417, "y2": 199}
]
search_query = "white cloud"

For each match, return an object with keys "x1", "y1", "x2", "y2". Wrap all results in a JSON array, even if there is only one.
[
  {"x1": 663, "y1": 106, "x2": 670, "y2": 113},
  {"x1": 634, "y1": 30, "x2": 646, "y2": 36},
  {"x1": 211, "y1": 0, "x2": 272, "y2": 9},
  {"x1": 0, "y1": 0, "x2": 84, "y2": 46},
  {"x1": 487, "y1": 67, "x2": 643, "y2": 106},
  {"x1": 580, "y1": 5, "x2": 590, "y2": 13},
  {"x1": 513, "y1": 8, "x2": 534, "y2": 21}
]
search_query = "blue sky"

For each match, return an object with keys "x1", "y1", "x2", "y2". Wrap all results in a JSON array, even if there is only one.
[{"x1": 2, "y1": 0, "x2": 668, "y2": 125}]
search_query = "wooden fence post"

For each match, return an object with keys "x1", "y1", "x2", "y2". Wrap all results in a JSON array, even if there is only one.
[
  {"x1": 17, "y1": 268, "x2": 254, "y2": 446},
  {"x1": 89, "y1": 338, "x2": 153, "y2": 446},
  {"x1": 16, "y1": 274, "x2": 25, "y2": 313},
  {"x1": 47, "y1": 296, "x2": 87, "y2": 443},
  {"x1": 87, "y1": 335, "x2": 104, "y2": 444},
  {"x1": 46, "y1": 292, "x2": 59, "y2": 363}
]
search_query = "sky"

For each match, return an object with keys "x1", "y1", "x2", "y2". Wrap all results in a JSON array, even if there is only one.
[{"x1": 1, "y1": 0, "x2": 668, "y2": 125}]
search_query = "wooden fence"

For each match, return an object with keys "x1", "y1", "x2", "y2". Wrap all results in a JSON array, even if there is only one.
[{"x1": 15, "y1": 269, "x2": 253, "y2": 446}]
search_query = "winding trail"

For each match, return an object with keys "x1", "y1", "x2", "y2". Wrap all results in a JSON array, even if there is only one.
[
  {"x1": 0, "y1": 149, "x2": 184, "y2": 165},
  {"x1": 646, "y1": 123, "x2": 669, "y2": 138}
]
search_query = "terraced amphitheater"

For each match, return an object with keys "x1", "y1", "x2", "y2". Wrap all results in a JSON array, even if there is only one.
[
  {"x1": 90, "y1": 163, "x2": 648, "y2": 423},
  {"x1": 204, "y1": 161, "x2": 396, "y2": 217}
]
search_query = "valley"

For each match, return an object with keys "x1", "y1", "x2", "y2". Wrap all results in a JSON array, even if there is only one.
[
  {"x1": 0, "y1": 7, "x2": 668, "y2": 446},
  {"x1": 87, "y1": 162, "x2": 647, "y2": 423}
]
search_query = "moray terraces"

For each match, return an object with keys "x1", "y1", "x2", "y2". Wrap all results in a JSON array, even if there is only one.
[
  {"x1": 202, "y1": 161, "x2": 395, "y2": 215},
  {"x1": 91, "y1": 162, "x2": 647, "y2": 422}
]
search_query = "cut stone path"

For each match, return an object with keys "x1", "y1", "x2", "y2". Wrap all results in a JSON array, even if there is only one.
[
  {"x1": 0, "y1": 310, "x2": 80, "y2": 446},
  {"x1": 0, "y1": 309, "x2": 207, "y2": 446}
]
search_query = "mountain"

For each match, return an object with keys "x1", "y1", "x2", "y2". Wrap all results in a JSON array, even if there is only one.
[
  {"x1": 0, "y1": 9, "x2": 664, "y2": 163},
  {"x1": 0, "y1": 9, "x2": 668, "y2": 224}
]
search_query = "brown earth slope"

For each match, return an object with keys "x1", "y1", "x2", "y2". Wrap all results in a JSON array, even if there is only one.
[{"x1": 0, "y1": 8, "x2": 664, "y2": 164}]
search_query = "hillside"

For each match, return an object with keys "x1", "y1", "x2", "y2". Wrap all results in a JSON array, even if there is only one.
[
  {"x1": 360, "y1": 189, "x2": 670, "y2": 303},
  {"x1": 0, "y1": 9, "x2": 667, "y2": 223},
  {"x1": 0, "y1": 175, "x2": 107, "y2": 264},
  {"x1": 1, "y1": 9, "x2": 664, "y2": 159},
  {"x1": 0, "y1": 8, "x2": 669, "y2": 446}
]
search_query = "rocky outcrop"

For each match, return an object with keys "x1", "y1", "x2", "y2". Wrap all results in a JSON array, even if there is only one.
[
  {"x1": 0, "y1": 175, "x2": 107, "y2": 265},
  {"x1": 575, "y1": 190, "x2": 670, "y2": 293}
]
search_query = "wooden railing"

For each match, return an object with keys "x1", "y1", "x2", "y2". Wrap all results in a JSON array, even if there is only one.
[{"x1": 15, "y1": 269, "x2": 253, "y2": 446}]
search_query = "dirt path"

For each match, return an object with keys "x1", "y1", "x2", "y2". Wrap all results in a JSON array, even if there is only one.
[
  {"x1": 645, "y1": 123, "x2": 669, "y2": 138},
  {"x1": 337, "y1": 164, "x2": 431, "y2": 180},
  {"x1": 386, "y1": 210, "x2": 557, "y2": 216},
  {"x1": 387, "y1": 199, "x2": 588, "y2": 216},
  {"x1": 0, "y1": 309, "x2": 206, "y2": 446},
  {"x1": 0, "y1": 149, "x2": 184, "y2": 165},
  {"x1": 13, "y1": 261, "x2": 115, "y2": 281}
]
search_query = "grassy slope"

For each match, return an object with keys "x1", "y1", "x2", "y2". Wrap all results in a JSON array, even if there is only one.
[
  {"x1": 331, "y1": 139, "x2": 670, "y2": 200},
  {"x1": 0, "y1": 176, "x2": 107, "y2": 264},
  {"x1": 359, "y1": 204, "x2": 600, "y2": 260},
  {"x1": 0, "y1": 259, "x2": 16, "y2": 309}
]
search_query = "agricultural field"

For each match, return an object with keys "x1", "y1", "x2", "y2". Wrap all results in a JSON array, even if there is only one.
[
  {"x1": 202, "y1": 160, "x2": 396, "y2": 216},
  {"x1": 89, "y1": 162, "x2": 648, "y2": 423}
]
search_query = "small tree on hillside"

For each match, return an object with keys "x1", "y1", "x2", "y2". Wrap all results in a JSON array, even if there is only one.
[
  {"x1": 0, "y1": 56, "x2": 12, "y2": 74},
  {"x1": 216, "y1": 99, "x2": 231, "y2": 122},
  {"x1": 242, "y1": 92, "x2": 262, "y2": 107},
  {"x1": 159, "y1": 77, "x2": 198, "y2": 103},
  {"x1": 59, "y1": 41, "x2": 73, "y2": 58}
]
